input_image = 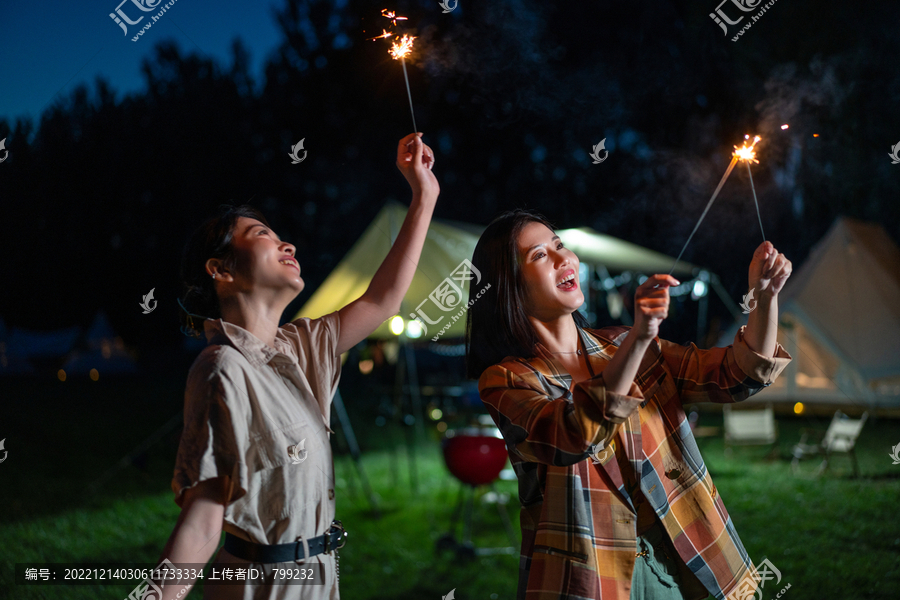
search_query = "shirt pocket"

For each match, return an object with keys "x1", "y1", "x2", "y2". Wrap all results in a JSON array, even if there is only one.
[
  {"x1": 250, "y1": 420, "x2": 314, "y2": 471},
  {"x1": 248, "y1": 420, "x2": 319, "y2": 519}
]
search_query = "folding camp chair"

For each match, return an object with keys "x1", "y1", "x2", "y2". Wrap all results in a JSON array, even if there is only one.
[
  {"x1": 791, "y1": 411, "x2": 869, "y2": 478},
  {"x1": 722, "y1": 403, "x2": 778, "y2": 458}
]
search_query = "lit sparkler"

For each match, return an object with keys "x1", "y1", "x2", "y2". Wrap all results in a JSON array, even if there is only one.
[
  {"x1": 661, "y1": 134, "x2": 765, "y2": 280},
  {"x1": 390, "y1": 34, "x2": 418, "y2": 133},
  {"x1": 369, "y1": 9, "x2": 418, "y2": 133},
  {"x1": 735, "y1": 135, "x2": 766, "y2": 241}
]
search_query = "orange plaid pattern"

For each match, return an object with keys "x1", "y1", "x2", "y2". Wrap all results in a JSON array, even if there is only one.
[{"x1": 478, "y1": 324, "x2": 791, "y2": 599}]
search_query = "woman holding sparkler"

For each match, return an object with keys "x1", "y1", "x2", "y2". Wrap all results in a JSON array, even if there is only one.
[
  {"x1": 153, "y1": 132, "x2": 438, "y2": 600},
  {"x1": 466, "y1": 210, "x2": 792, "y2": 600}
]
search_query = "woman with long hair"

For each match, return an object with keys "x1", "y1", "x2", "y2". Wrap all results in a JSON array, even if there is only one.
[
  {"x1": 465, "y1": 209, "x2": 792, "y2": 600},
  {"x1": 152, "y1": 133, "x2": 438, "y2": 600}
]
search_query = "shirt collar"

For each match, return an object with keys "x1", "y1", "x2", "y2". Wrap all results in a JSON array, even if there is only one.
[{"x1": 203, "y1": 318, "x2": 294, "y2": 369}]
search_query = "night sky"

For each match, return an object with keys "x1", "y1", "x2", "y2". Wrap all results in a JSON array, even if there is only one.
[{"x1": 1, "y1": 0, "x2": 898, "y2": 369}]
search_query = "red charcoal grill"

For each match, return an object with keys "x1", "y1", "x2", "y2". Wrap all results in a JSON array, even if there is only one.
[{"x1": 437, "y1": 425, "x2": 519, "y2": 558}]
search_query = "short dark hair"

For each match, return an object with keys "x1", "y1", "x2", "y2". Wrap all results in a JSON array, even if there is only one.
[
  {"x1": 465, "y1": 209, "x2": 588, "y2": 380},
  {"x1": 178, "y1": 203, "x2": 271, "y2": 337}
]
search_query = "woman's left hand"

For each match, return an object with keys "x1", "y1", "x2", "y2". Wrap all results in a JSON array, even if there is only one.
[{"x1": 749, "y1": 241, "x2": 792, "y2": 297}]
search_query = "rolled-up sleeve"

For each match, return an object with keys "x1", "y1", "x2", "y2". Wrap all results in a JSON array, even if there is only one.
[
  {"x1": 479, "y1": 363, "x2": 644, "y2": 466},
  {"x1": 171, "y1": 352, "x2": 250, "y2": 508},
  {"x1": 658, "y1": 324, "x2": 792, "y2": 404}
]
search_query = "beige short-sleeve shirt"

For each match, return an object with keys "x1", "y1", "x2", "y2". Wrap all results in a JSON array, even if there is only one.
[{"x1": 171, "y1": 311, "x2": 343, "y2": 600}]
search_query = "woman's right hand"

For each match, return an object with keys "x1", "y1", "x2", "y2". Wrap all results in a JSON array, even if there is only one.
[
  {"x1": 396, "y1": 132, "x2": 439, "y2": 202},
  {"x1": 632, "y1": 274, "x2": 680, "y2": 341}
]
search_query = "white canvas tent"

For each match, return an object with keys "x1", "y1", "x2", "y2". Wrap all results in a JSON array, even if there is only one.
[
  {"x1": 294, "y1": 202, "x2": 701, "y2": 339},
  {"x1": 716, "y1": 217, "x2": 900, "y2": 409}
]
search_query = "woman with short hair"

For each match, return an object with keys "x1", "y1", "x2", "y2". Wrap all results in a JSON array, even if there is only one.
[{"x1": 153, "y1": 133, "x2": 438, "y2": 600}]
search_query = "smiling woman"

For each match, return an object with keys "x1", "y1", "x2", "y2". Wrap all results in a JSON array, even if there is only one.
[
  {"x1": 465, "y1": 209, "x2": 794, "y2": 600},
  {"x1": 158, "y1": 132, "x2": 440, "y2": 600}
]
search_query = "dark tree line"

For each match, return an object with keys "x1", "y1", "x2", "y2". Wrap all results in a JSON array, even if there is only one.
[{"x1": 1, "y1": 0, "x2": 898, "y2": 361}]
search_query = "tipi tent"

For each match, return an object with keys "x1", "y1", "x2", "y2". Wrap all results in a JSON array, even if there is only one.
[
  {"x1": 294, "y1": 202, "x2": 701, "y2": 339},
  {"x1": 716, "y1": 217, "x2": 900, "y2": 409}
]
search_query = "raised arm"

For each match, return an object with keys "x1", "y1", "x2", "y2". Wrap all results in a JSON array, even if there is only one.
[
  {"x1": 336, "y1": 133, "x2": 439, "y2": 355},
  {"x1": 744, "y1": 240, "x2": 792, "y2": 357},
  {"x1": 479, "y1": 363, "x2": 645, "y2": 467}
]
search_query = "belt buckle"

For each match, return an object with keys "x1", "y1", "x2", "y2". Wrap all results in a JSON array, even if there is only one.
[{"x1": 326, "y1": 520, "x2": 347, "y2": 554}]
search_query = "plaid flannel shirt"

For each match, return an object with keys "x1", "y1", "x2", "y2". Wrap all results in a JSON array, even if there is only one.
[{"x1": 478, "y1": 324, "x2": 792, "y2": 600}]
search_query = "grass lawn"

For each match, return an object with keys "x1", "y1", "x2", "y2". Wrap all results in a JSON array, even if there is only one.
[{"x1": 1, "y1": 376, "x2": 898, "y2": 599}]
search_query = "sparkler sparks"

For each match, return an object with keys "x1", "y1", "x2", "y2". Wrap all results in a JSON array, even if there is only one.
[
  {"x1": 389, "y1": 34, "x2": 416, "y2": 60},
  {"x1": 368, "y1": 29, "x2": 393, "y2": 41},
  {"x1": 733, "y1": 134, "x2": 761, "y2": 164},
  {"x1": 381, "y1": 9, "x2": 407, "y2": 26},
  {"x1": 368, "y1": 9, "x2": 419, "y2": 133}
]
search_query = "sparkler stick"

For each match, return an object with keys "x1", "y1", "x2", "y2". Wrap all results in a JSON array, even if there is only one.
[
  {"x1": 400, "y1": 56, "x2": 417, "y2": 133},
  {"x1": 664, "y1": 155, "x2": 739, "y2": 277},
  {"x1": 746, "y1": 162, "x2": 765, "y2": 241},
  {"x1": 368, "y1": 10, "x2": 418, "y2": 133},
  {"x1": 657, "y1": 135, "x2": 762, "y2": 284},
  {"x1": 388, "y1": 34, "x2": 418, "y2": 133}
]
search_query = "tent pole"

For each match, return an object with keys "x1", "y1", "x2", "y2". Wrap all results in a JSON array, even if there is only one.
[{"x1": 331, "y1": 389, "x2": 381, "y2": 516}]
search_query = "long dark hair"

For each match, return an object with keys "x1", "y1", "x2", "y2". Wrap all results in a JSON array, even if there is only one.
[
  {"x1": 465, "y1": 209, "x2": 589, "y2": 380},
  {"x1": 178, "y1": 203, "x2": 271, "y2": 337}
]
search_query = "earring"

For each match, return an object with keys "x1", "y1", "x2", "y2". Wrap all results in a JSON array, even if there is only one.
[{"x1": 211, "y1": 273, "x2": 216, "y2": 279}]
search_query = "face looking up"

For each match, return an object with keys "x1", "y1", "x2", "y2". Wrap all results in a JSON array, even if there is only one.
[
  {"x1": 516, "y1": 221, "x2": 584, "y2": 321},
  {"x1": 207, "y1": 217, "x2": 305, "y2": 298}
]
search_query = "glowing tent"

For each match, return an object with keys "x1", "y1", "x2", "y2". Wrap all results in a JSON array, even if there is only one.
[
  {"x1": 716, "y1": 217, "x2": 900, "y2": 409},
  {"x1": 293, "y1": 202, "x2": 702, "y2": 339}
]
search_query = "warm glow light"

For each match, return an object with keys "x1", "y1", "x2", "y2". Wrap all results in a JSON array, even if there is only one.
[
  {"x1": 733, "y1": 134, "x2": 761, "y2": 164},
  {"x1": 90, "y1": 368, "x2": 99, "y2": 381},
  {"x1": 793, "y1": 402, "x2": 804, "y2": 415},
  {"x1": 359, "y1": 359, "x2": 374, "y2": 375},
  {"x1": 57, "y1": 369, "x2": 66, "y2": 382},
  {"x1": 813, "y1": 134, "x2": 819, "y2": 137},
  {"x1": 430, "y1": 408, "x2": 443, "y2": 420},
  {"x1": 389, "y1": 34, "x2": 415, "y2": 60},
  {"x1": 436, "y1": 421, "x2": 448, "y2": 433},
  {"x1": 389, "y1": 316, "x2": 405, "y2": 335},
  {"x1": 780, "y1": 124, "x2": 789, "y2": 130}
]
